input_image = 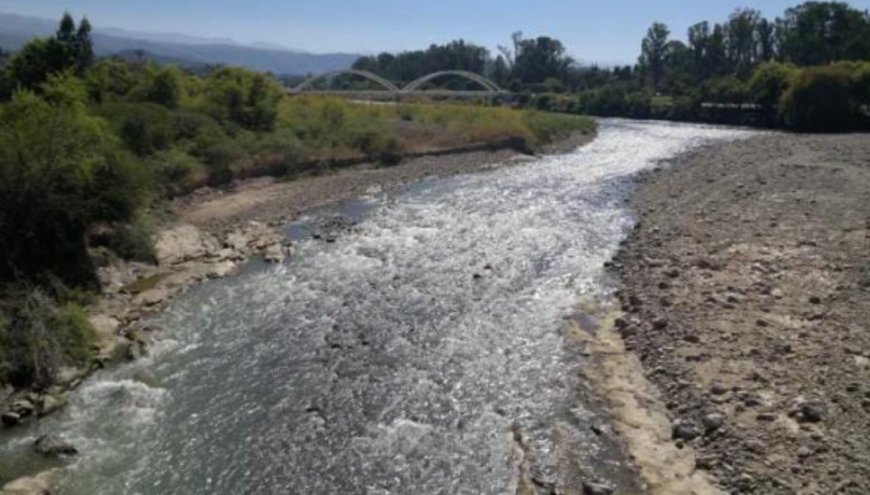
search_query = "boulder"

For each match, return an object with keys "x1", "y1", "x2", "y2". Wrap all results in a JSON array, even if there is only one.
[
  {"x1": 88, "y1": 314, "x2": 120, "y2": 358},
  {"x1": 154, "y1": 225, "x2": 220, "y2": 266},
  {"x1": 11, "y1": 400, "x2": 35, "y2": 417},
  {"x1": 34, "y1": 434, "x2": 77, "y2": 457},
  {"x1": 37, "y1": 395, "x2": 67, "y2": 417},
  {"x1": 263, "y1": 244, "x2": 286, "y2": 263},
  {"x1": 1, "y1": 411, "x2": 21, "y2": 427},
  {"x1": 133, "y1": 288, "x2": 170, "y2": 307},
  {"x1": 1, "y1": 470, "x2": 55, "y2": 494}
]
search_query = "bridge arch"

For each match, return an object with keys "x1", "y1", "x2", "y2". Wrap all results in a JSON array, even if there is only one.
[
  {"x1": 403, "y1": 70, "x2": 503, "y2": 93},
  {"x1": 292, "y1": 69, "x2": 400, "y2": 93}
]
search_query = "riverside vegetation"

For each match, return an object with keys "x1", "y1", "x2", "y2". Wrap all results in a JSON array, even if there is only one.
[
  {"x1": 354, "y1": 1, "x2": 870, "y2": 130},
  {"x1": 0, "y1": 14, "x2": 594, "y2": 392}
]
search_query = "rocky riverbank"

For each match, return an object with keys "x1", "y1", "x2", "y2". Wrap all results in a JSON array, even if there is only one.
[
  {"x1": 609, "y1": 132, "x2": 870, "y2": 494},
  {"x1": 0, "y1": 132, "x2": 593, "y2": 494}
]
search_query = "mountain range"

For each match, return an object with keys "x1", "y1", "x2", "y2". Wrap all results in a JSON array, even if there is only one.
[{"x1": 0, "y1": 13, "x2": 360, "y2": 75}]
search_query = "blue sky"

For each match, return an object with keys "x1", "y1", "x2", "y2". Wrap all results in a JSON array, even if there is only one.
[{"x1": 3, "y1": 0, "x2": 870, "y2": 63}]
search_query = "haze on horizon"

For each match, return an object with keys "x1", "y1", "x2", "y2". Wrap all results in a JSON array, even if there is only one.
[{"x1": 5, "y1": 0, "x2": 870, "y2": 65}]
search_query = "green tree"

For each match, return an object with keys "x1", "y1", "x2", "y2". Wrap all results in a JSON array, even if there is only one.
[
  {"x1": 0, "y1": 74, "x2": 145, "y2": 285},
  {"x1": 725, "y1": 9, "x2": 763, "y2": 78},
  {"x1": 490, "y1": 55, "x2": 511, "y2": 87},
  {"x1": 4, "y1": 38, "x2": 71, "y2": 90},
  {"x1": 780, "y1": 65, "x2": 857, "y2": 131},
  {"x1": 204, "y1": 67, "x2": 283, "y2": 131},
  {"x1": 75, "y1": 17, "x2": 95, "y2": 73},
  {"x1": 56, "y1": 12, "x2": 76, "y2": 45},
  {"x1": 757, "y1": 18, "x2": 778, "y2": 62},
  {"x1": 2, "y1": 13, "x2": 95, "y2": 92},
  {"x1": 749, "y1": 62, "x2": 796, "y2": 109},
  {"x1": 640, "y1": 22, "x2": 671, "y2": 91},
  {"x1": 778, "y1": 2, "x2": 870, "y2": 65},
  {"x1": 512, "y1": 35, "x2": 573, "y2": 84}
]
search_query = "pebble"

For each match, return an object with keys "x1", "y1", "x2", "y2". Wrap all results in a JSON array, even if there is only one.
[
  {"x1": 672, "y1": 420, "x2": 699, "y2": 441},
  {"x1": 710, "y1": 382, "x2": 729, "y2": 395},
  {"x1": 1, "y1": 411, "x2": 21, "y2": 427},
  {"x1": 702, "y1": 413, "x2": 725, "y2": 434},
  {"x1": 582, "y1": 481, "x2": 615, "y2": 495},
  {"x1": 799, "y1": 402, "x2": 826, "y2": 423},
  {"x1": 756, "y1": 412, "x2": 777, "y2": 422}
]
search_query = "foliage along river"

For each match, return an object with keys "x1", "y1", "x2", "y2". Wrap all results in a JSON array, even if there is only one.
[{"x1": 1, "y1": 120, "x2": 752, "y2": 494}]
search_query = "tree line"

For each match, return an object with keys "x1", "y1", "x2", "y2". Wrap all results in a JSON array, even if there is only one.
[{"x1": 351, "y1": 1, "x2": 870, "y2": 130}]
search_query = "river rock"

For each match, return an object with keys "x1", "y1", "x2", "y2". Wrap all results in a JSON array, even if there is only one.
[
  {"x1": 702, "y1": 412, "x2": 725, "y2": 434},
  {"x1": 1, "y1": 411, "x2": 21, "y2": 427},
  {"x1": 34, "y1": 434, "x2": 77, "y2": 457},
  {"x1": 154, "y1": 225, "x2": 220, "y2": 265},
  {"x1": 134, "y1": 288, "x2": 170, "y2": 307},
  {"x1": 263, "y1": 244, "x2": 286, "y2": 263},
  {"x1": 1, "y1": 470, "x2": 55, "y2": 494},
  {"x1": 88, "y1": 314, "x2": 120, "y2": 358},
  {"x1": 224, "y1": 232, "x2": 249, "y2": 251},
  {"x1": 37, "y1": 395, "x2": 66, "y2": 417},
  {"x1": 582, "y1": 481, "x2": 615, "y2": 495},
  {"x1": 798, "y1": 401, "x2": 826, "y2": 423},
  {"x1": 11, "y1": 400, "x2": 35, "y2": 417},
  {"x1": 672, "y1": 419, "x2": 699, "y2": 441}
]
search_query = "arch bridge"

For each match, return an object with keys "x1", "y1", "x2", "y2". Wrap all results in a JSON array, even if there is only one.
[{"x1": 288, "y1": 69, "x2": 509, "y2": 98}]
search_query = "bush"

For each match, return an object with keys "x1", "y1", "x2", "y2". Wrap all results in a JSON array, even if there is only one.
[
  {"x1": 0, "y1": 290, "x2": 96, "y2": 388},
  {"x1": 98, "y1": 102, "x2": 174, "y2": 155},
  {"x1": 780, "y1": 65, "x2": 857, "y2": 131},
  {"x1": 0, "y1": 75, "x2": 146, "y2": 286},
  {"x1": 127, "y1": 66, "x2": 183, "y2": 108},
  {"x1": 702, "y1": 76, "x2": 750, "y2": 104},
  {"x1": 98, "y1": 213, "x2": 158, "y2": 262},
  {"x1": 749, "y1": 62, "x2": 797, "y2": 109},
  {"x1": 84, "y1": 59, "x2": 137, "y2": 103},
  {"x1": 146, "y1": 147, "x2": 206, "y2": 195},
  {"x1": 203, "y1": 67, "x2": 284, "y2": 131}
]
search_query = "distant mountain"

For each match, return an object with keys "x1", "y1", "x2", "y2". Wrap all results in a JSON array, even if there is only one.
[{"x1": 0, "y1": 12, "x2": 360, "y2": 75}]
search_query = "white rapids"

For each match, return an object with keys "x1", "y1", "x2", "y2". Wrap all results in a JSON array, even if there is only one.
[{"x1": 0, "y1": 119, "x2": 755, "y2": 495}]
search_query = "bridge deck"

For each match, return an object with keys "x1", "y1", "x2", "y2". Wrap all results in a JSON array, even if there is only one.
[{"x1": 286, "y1": 90, "x2": 511, "y2": 99}]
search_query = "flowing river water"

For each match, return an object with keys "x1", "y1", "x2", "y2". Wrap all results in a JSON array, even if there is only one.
[{"x1": 1, "y1": 120, "x2": 754, "y2": 494}]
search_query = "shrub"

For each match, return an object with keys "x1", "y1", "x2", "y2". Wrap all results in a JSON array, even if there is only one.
[
  {"x1": 97, "y1": 212, "x2": 158, "y2": 262},
  {"x1": 146, "y1": 147, "x2": 206, "y2": 195},
  {"x1": 127, "y1": 66, "x2": 184, "y2": 108},
  {"x1": 749, "y1": 62, "x2": 797, "y2": 109},
  {"x1": 203, "y1": 67, "x2": 284, "y2": 131},
  {"x1": 98, "y1": 102, "x2": 174, "y2": 155},
  {"x1": 702, "y1": 76, "x2": 750, "y2": 104},
  {"x1": 0, "y1": 76, "x2": 146, "y2": 286},
  {"x1": 84, "y1": 59, "x2": 137, "y2": 103},
  {"x1": 780, "y1": 65, "x2": 857, "y2": 131},
  {"x1": 0, "y1": 291, "x2": 96, "y2": 388}
]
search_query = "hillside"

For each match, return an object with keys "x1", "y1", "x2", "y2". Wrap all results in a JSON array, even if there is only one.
[{"x1": 0, "y1": 13, "x2": 359, "y2": 75}]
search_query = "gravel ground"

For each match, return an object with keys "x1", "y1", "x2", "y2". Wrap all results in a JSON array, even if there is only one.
[{"x1": 611, "y1": 133, "x2": 870, "y2": 494}]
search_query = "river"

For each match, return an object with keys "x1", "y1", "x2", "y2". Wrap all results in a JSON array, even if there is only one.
[{"x1": 0, "y1": 120, "x2": 753, "y2": 494}]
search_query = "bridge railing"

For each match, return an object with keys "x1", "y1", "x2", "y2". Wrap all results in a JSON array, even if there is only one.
[{"x1": 288, "y1": 69, "x2": 508, "y2": 96}]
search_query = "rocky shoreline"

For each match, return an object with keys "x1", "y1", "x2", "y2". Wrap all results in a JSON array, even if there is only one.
[
  {"x1": 0, "y1": 133, "x2": 593, "y2": 494},
  {"x1": 608, "y1": 133, "x2": 870, "y2": 494}
]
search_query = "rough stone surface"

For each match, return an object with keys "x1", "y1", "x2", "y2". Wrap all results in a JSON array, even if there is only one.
[
  {"x1": 154, "y1": 225, "x2": 221, "y2": 266},
  {"x1": 34, "y1": 434, "x2": 77, "y2": 457},
  {"x1": 611, "y1": 134, "x2": 870, "y2": 494}
]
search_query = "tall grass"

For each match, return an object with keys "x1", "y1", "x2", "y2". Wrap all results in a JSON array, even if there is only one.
[{"x1": 277, "y1": 97, "x2": 596, "y2": 158}]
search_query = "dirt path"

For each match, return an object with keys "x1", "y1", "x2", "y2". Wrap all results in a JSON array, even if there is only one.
[{"x1": 611, "y1": 133, "x2": 870, "y2": 494}]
